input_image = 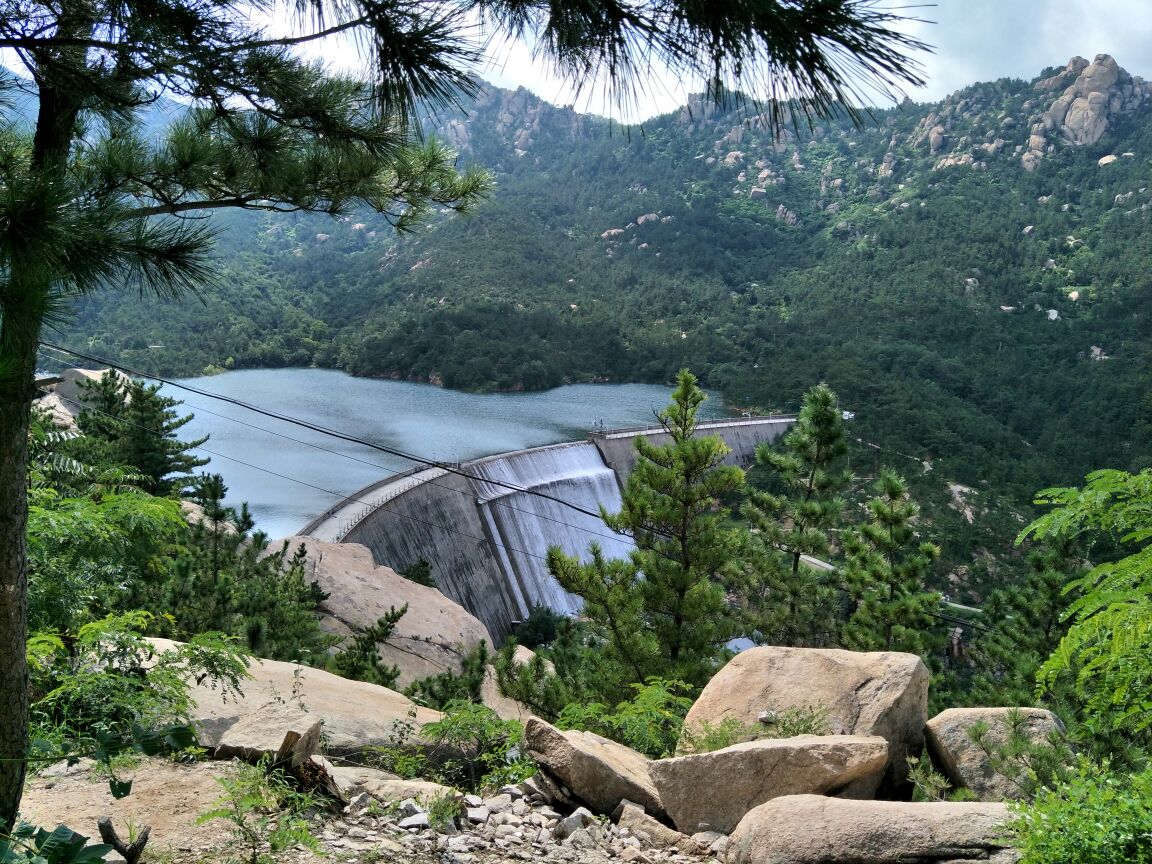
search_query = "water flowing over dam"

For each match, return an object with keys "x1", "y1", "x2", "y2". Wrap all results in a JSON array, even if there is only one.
[{"x1": 301, "y1": 416, "x2": 794, "y2": 639}]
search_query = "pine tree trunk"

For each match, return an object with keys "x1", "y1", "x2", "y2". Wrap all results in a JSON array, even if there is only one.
[
  {"x1": 0, "y1": 18, "x2": 85, "y2": 823},
  {"x1": 0, "y1": 307, "x2": 39, "y2": 829}
]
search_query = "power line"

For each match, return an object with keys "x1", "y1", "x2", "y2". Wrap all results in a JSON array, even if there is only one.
[
  {"x1": 37, "y1": 344, "x2": 635, "y2": 548},
  {"x1": 39, "y1": 341, "x2": 626, "y2": 526},
  {"x1": 41, "y1": 383, "x2": 557, "y2": 566}
]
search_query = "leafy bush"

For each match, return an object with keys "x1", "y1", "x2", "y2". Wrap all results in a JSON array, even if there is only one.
[
  {"x1": 197, "y1": 762, "x2": 320, "y2": 864},
  {"x1": 28, "y1": 611, "x2": 248, "y2": 783},
  {"x1": 367, "y1": 702, "x2": 533, "y2": 794},
  {"x1": 557, "y1": 678, "x2": 693, "y2": 759},
  {"x1": 420, "y1": 701, "x2": 535, "y2": 793},
  {"x1": 1009, "y1": 759, "x2": 1152, "y2": 864}
]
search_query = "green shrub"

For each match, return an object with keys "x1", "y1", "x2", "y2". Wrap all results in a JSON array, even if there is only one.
[
  {"x1": 1009, "y1": 759, "x2": 1152, "y2": 864},
  {"x1": 367, "y1": 702, "x2": 533, "y2": 793},
  {"x1": 557, "y1": 678, "x2": 693, "y2": 758},
  {"x1": 420, "y1": 701, "x2": 535, "y2": 793},
  {"x1": 197, "y1": 762, "x2": 320, "y2": 864},
  {"x1": 28, "y1": 611, "x2": 248, "y2": 786}
]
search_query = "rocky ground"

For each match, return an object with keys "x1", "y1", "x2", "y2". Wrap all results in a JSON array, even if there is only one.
[{"x1": 20, "y1": 757, "x2": 717, "y2": 864}]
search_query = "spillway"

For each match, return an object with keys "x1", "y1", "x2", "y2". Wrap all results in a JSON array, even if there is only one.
[
  {"x1": 302, "y1": 415, "x2": 795, "y2": 640},
  {"x1": 470, "y1": 442, "x2": 633, "y2": 618}
]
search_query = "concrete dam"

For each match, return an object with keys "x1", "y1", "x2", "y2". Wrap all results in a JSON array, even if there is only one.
[{"x1": 301, "y1": 416, "x2": 794, "y2": 640}]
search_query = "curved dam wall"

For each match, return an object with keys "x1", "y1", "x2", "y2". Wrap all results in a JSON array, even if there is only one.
[{"x1": 302, "y1": 416, "x2": 794, "y2": 640}]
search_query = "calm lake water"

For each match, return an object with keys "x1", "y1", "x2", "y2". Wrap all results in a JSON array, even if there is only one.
[{"x1": 167, "y1": 368, "x2": 724, "y2": 539}]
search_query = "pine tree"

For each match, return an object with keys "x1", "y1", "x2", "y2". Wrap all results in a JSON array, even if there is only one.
[
  {"x1": 69, "y1": 371, "x2": 208, "y2": 494},
  {"x1": 839, "y1": 468, "x2": 941, "y2": 654},
  {"x1": 330, "y1": 606, "x2": 408, "y2": 689},
  {"x1": 966, "y1": 538, "x2": 1084, "y2": 707},
  {"x1": 741, "y1": 382, "x2": 851, "y2": 646},
  {"x1": 550, "y1": 369, "x2": 745, "y2": 693},
  {"x1": 125, "y1": 474, "x2": 335, "y2": 663}
]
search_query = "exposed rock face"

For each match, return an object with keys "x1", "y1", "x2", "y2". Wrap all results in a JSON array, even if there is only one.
[
  {"x1": 524, "y1": 718, "x2": 664, "y2": 818},
  {"x1": 149, "y1": 638, "x2": 441, "y2": 753},
  {"x1": 681, "y1": 647, "x2": 928, "y2": 795},
  {"x1": 650, "y1": 736, "x2": 888, "y2": 834},
  {"x1": 727, "y1": 795, "x2": 1017, "y2": 864},
  {"x1": 926, "y1": 707, "x2": 1066, "y2": 801},
  {"x1": 480, "y1": 644, "x2": 541, "y2": 722},
  {"x1": 1022, "y1": 54, "x2": 1152, "y2": 167},
  {"x1": 283, "y1": 536, "x2": 493, "y2": 687}
]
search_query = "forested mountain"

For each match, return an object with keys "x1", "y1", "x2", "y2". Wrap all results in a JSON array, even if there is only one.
[{"x1": 62, "y1": 54, "x2": 1152, "y2": 523}]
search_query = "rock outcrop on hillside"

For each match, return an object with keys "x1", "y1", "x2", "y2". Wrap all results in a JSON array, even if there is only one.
[
  {"x1": 524, "y1": 718, "x2": 665, "y2": 819},
  {"x1": 282, "y1": 536, "x2": 493, "y2": 687},
  {"x1": 681, "y1": 647, "x2": 929, "y2": 796}
]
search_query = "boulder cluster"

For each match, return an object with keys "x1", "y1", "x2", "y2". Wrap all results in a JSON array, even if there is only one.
[{"x1": 139, "y1": 638, "x2": 1064, "y2": 864}]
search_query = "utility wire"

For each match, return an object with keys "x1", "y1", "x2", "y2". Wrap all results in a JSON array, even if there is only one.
[
  {"x1": 38, "y1": 344, "x2": 635, "y2": 548},
  {"x1": 38, "y1": 347, "x2": 991, "y2": 637},
  {"x1": 40, "y1": 340, "x2": 619, "y2": 525},
  {"x1": 43, "y1": 385, "x2": 555, "y2": 566},
  {"x1": 38, "y1": 340, "x2": 640, "y2": 532}
]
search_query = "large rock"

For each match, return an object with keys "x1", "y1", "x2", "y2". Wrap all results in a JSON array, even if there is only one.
[
  {"x1": 283, "y1": 537, "x2": 493, "y2": 687},
  {"x1": 524, "y1": 718, "x2": 664, "y2": 818},
  {"x1": 682, "y1": 647, "x2": 928, "y2": 795},
  {"x1": 214, "y1": 700, "x2": 322, "y2": 765},
  {"x1": 149, "y1": 638, "x2": 440, "y2": 753},
  {"x1": 727, "y1": 795, "x2": 1016, "y2": 864},
  {"x1": 926, "y1": 707, "x2": 1066, "y2": 801},
  {"x1": 651, "y1": 736, "x2": 888, "y2": 834},
  {"x1": 613, "y1": 800, "x2": 702, "y2": 854}
]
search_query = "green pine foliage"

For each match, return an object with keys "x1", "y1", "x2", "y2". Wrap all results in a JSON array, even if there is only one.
[
  {"x1": 328, "y1": 606, "x2": 407, "y2": 689},
  {"x1": 740, "y1": 382, "x2": 850, "y2": 646},
  {"x1": 404, "y1": 643, "x2": 490, "y2": 709},
  {"x1": 550, "y1": 369, "x2": 745, "y2": 693},
  {"x1": 67, "y1": 372, "x2": 208, "y2": 495},
  {"x1": 123, "y1": 474, "x2": 336, "y2": 664},
  {"x1": 839, "y1": 469, "x2": 942, "y2": 654},
  {"x1": 964, "y1": 539, "x2": 1085, "y2": 708},
  {"x1": 493, "y1": 618, "x2": 600, "y2": 719}
]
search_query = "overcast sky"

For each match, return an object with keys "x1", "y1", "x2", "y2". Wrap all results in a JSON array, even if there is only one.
[{"x1": 477, "y1": 0, "x2": 1152, "y2": 121}]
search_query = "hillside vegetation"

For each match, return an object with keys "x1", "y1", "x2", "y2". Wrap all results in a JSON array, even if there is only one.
[{"x1": 63, "y1": 55, "x2": 1152, "y2": 511}]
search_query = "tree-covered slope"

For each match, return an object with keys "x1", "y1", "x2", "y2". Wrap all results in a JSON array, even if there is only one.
[{"x1": 63, "y1": 54, "x2": 1152, "y2": 503}]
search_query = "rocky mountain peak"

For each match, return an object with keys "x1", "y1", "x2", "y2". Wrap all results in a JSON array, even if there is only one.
[{"x1": 1024, "y1": 53, "x2": 1150, "y2": 168}]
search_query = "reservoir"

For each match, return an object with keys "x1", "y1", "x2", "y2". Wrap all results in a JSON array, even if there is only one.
[{"x1": 168, "y1": 368, "x2": 724, "y2": 539}]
